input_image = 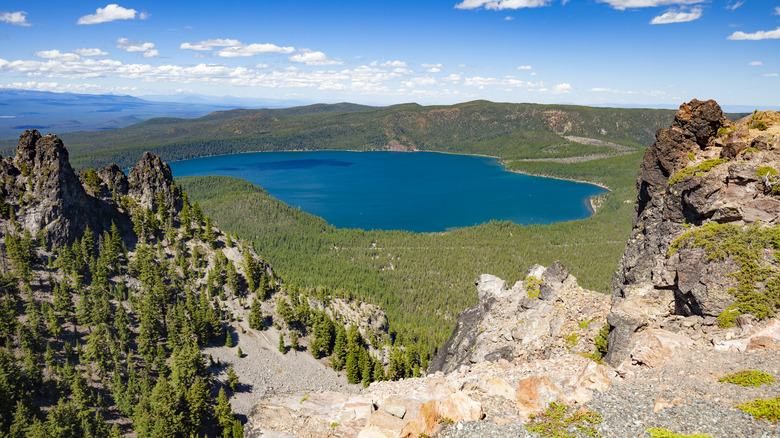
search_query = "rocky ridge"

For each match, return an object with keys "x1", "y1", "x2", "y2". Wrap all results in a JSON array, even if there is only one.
[{"x1": 607, "y1": 100, "x2": 780, "y2": 366}]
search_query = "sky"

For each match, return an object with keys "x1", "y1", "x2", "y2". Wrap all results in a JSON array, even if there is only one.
[{"x1": 0, "y1": 1, "x2": 777, "y2": 108}]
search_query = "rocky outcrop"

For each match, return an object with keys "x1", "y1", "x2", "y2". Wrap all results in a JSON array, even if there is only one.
[
  {"x1": 128, "y1": 151, "x2": 181, "y2": 213},
  {"x1": 245, "y1": 353, "x2": 612, "y2": 438},
  {"x1": 428, "y1": 261, "x2": 609, "y2": 374},
  {"x1": 606, "y1": 100, "x2": 780, "y2": 366},
  {"x1": 0, "y1": 130, "x2": 131, "y2": 246},
  {"x1": 0, "y1": 130, "x2": 181, "y2": 248}
]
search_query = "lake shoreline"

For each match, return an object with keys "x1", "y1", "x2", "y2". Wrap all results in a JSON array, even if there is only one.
[{"x1": 170, "y1": 150, "x2": 611, "y2": 229}]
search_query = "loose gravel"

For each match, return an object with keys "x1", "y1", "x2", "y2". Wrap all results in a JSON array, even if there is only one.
[
  {"x1": 202, "y1": 296, "x2": 360, "y2": 418},
  {"x1": 438, "y1": 348, "x2": 780, "y2": 438}
]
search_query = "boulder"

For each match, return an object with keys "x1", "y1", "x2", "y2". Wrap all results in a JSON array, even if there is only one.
[
  {"x1": 618, "y1": 329, "x2": 695, "y2": 370},
  {"x1": 515, "y1": 376, "x2": 566, "y2": 420},
  {"x1": 399, "y1": 392, "x2": 482, "y2": 438}
]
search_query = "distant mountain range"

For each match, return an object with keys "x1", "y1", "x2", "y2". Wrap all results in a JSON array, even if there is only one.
[{"x1": 0, "y1": 89, "x2": 277, "y2": 139}]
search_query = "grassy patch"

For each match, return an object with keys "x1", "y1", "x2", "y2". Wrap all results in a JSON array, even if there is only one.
[
  {"x1": 647, "y1": 428, "x2": 714, "y2": 438},
  {"x1": 526, "y1": 402, "x2": 603, "y2": 438},
  {"x1": 719, "y1": 370, "x2": 775, "y2": 387},
  {"x1": 737, "y1": 398, "x2": 780, "y2": 422}
]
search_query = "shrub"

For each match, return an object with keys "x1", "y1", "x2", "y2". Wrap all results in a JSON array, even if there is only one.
[
  {"x1": 751, "y1": 120, "x2": 769, "y2": 131},
  {"x1": 736, "y1": 398, "x2": 780, "y2": 422},
  {"x1": 525, "y1": 402, "x2": 603, "y2": 438},
  {"x1": 524, "y1": 275, "x2": 543, "y2": 299},
  {"x1": 594, "y1": 324, "x2": 609, "y2": 358},
  {"x1": 719, "y1": 370, "x2": 775, "y2": 387},
  {"x1": 756, "y1": 167, "x2": 780, "y2": 193}
]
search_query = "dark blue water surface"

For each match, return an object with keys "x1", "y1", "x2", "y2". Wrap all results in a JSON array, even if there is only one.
[{"x1": 169, "y1": 151, "x2": 606, "y2": 233}]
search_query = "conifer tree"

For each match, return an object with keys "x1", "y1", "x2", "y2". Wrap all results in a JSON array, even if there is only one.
[
  {"x1": 278, "y1": 332, "x2": 286, "y2": 354},
  {"x1": 290, "y1": 330, "x2": 299, "y2": 351},
  {"x1": 227, "y1": 365, "x2": 239, "y2": 392},
  {"x1": 185, "y1": 377, "x2": 210, "y2": 435},
  {"x1": 249, "y1": 298, "x2": 263, "y2": 330},
  {"x1": 345, "y1": 349, "x2": 360, "y2": 384}
]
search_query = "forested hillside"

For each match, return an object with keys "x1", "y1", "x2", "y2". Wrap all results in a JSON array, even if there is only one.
[
  {"x1": 178, "y1": 150, "x2": 640, "y2": 359},
  {"x1": 0, "y1": 131, "x2": 419, "y2": 437},
  {"x1": 33, "y1": 100, "x2": 676, "y2": 171}
]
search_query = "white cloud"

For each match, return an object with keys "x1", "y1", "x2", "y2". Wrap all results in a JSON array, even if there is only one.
[
  {"x1": 551, "y1": 83, "x2": 573, "y2": 94},
  {"x1": 1, "y1": 81, "x2": 137, "y2": 94},
  {"x1": 1, "y1": 11, "x2": 31, "y2": 26},
  {"x1": 728, "y1": 27, "x2": 780, "y2": 40},
  {"x1": 463, "y1": 75, "x2": 539, "y2": 88},
  {"x1": 422, "y1": 63, "x2": 442, "y2": 73},
  {"x1": 650, "y1": 7, "x2": 702, "y2": 24},
  {"x1": 455, "y1": 0, "x2": 551, "y2": 10},
  {"x1": 591, "y1": 87, "x2": 637, "y2": 94},
  {"x1": 598, "y1": 0, "x2": 703, "y2": 11},
  {"x1": 215, "y1": 43, "x2": 295, "y2": 58},
  {"x1": 139, "y1": 12, "x2": 150, "y2": 20},
  {"x1": 517, "y1": 65, "x2": 532, "y2": 70},
  {"x1": 0, "y1": 55, "x2": 412, "y2": 94},
  {"x1": 749, "y1": 61, "x2": 763, "y2": 66},
  {"x1": 34, "y1": 50, "x2": 81, "y2": 62},
  {"x1": 375, "y1": 60, "x2": 408, "y2": 67},
  {"x1": 775, "y1": 6, "x2": 780, "y2": 15},
  {"x1": 72, "y1": 48, "x2": 108, "y2": 57},
  {"x1": 402, "y1": 77, "x2": 438, "y2": 88},
  {"x1": 504, "y1": 16, "x2": 515, "y2": 20},
  {"x1": 180, "y1": 39, "x2": 242, "y2": 51},
  {"x1": 289, "y1": 49, "x2": 344, "y2": 65},
  {"x1": 116, "y1": 38, "x2": 154, "y2": 52},
  {"x1": 765, "y1": 73, "x2": 779, "y2": 77},
  {"x1": 443, "y1": 73, "x2": 462, "y2": 83},
  {"x1": 115, "y1": 38, "x2": 158, "y2": 58},
  {"x1": 727, "y1": 1, "x2": 744, "y2": 10},
  {"x1": 77, "y1": 4, "x2": 138, "y2": 25}
]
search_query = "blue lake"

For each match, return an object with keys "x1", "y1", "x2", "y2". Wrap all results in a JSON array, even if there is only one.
[{"x1": 169, "y1": 151, "x2": 606, "y2": 233}]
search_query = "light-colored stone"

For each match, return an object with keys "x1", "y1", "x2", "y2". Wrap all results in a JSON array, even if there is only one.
[
  {"x1": 516, "y1": 376, "x2": 566, "y2": 420},
  {"x1": 477, "y1": 376, "x2": 516, "y2": 401},
  {"x1": 653, "y1": 397, "x2": 684, "y2": 413},
  {"x1": 620, "y1": 329, "x2": 695, "y2": 370},
  {"x1": 399, "y1": 392, "x2": 482, "y2": 438},
  {"x1": 385, "y1": 404, "x2": 406, "y2": 419}
]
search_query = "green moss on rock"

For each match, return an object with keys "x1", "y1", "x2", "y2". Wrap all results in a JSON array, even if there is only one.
[
  {"x1": 669, "y1": 222, "x2": 780, "y2": 325},
  {"x1": 668, "y1": 159, "x2": 727, "y2": 186}
]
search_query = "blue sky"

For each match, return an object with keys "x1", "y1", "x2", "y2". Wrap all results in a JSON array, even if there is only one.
[{"x1": 0, "y1": 1, "x2": 777, "y2": 107}]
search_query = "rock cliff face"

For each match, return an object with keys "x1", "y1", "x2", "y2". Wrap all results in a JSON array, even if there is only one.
[
  {"x1": 606, "y1": 100, "x2": 780, "y2": 366},
  {"x1": 429, "y1": 261, "x2": 609, "y2": 374},
  {"x1": 0, "y1": 130, "x2": 180, "y2": 247}
]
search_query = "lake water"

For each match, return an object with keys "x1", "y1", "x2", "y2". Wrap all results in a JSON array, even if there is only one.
[{"x1": 169, "y1": 151, "x2": 606, "y2": 233}]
